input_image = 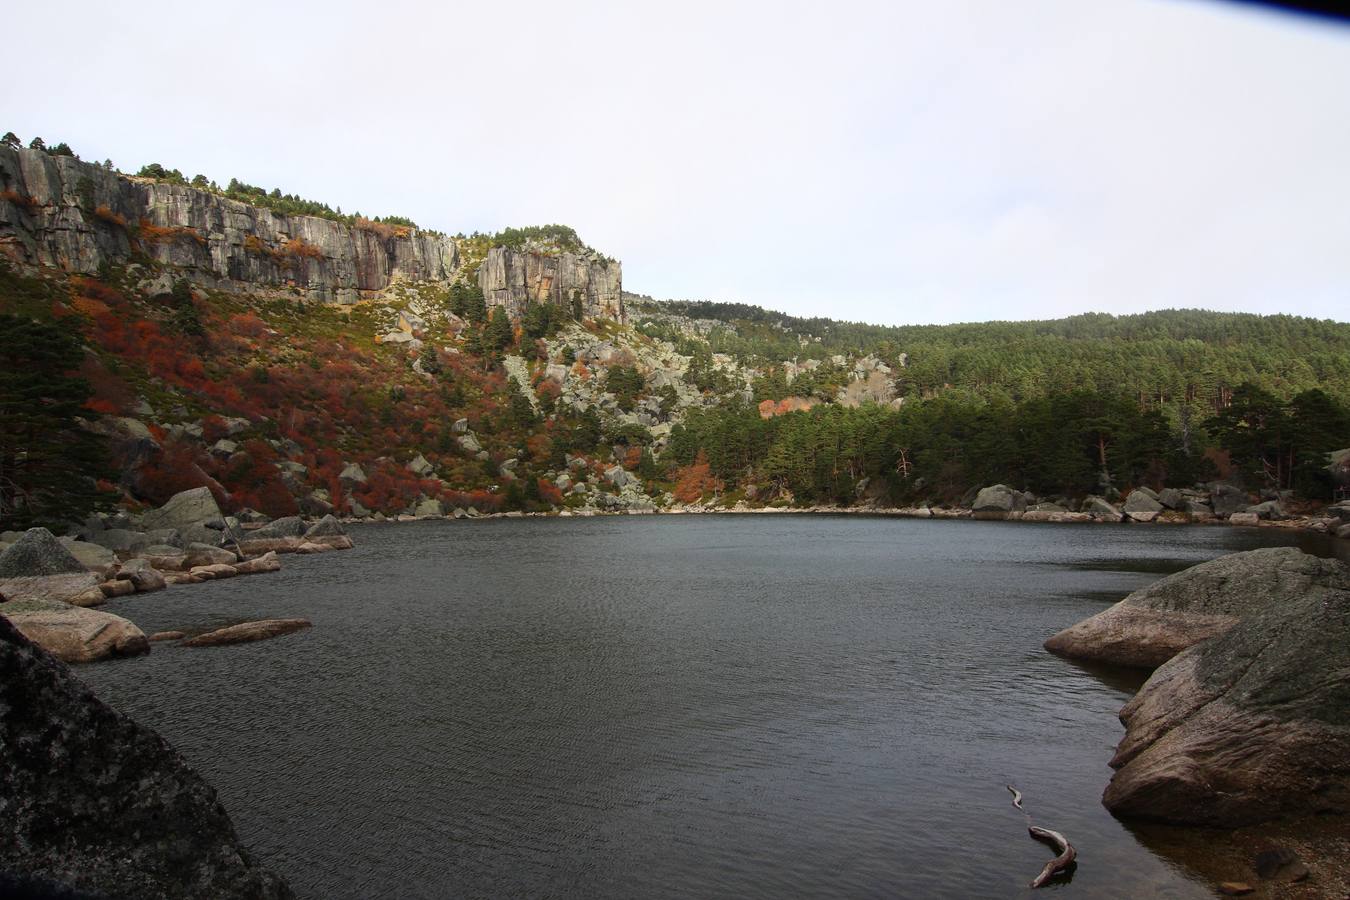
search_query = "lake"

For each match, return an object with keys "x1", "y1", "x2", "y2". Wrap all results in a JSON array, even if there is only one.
[{"x1": 81, "y1": 516, "x2": 1344, "y2": 898}]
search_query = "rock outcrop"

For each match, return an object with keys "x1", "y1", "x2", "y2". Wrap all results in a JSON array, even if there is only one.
[
  {"x1": 0, "y1": 615, "x2": 292, "y2": 896},
  {"x1": 1103, "y1": 577, "x2": 1350, "y2": 826},
  {"x1": 0, "y1": 145, "x2": 457, "y2": 305},
  {"x1": 478, "y1": 245, "x2": 623, "y2": 322},
  {"x1": 0, "y1": 528, "x2": 104, "y2": 607},
  {"x1": 1044, "y1": 547, "x2": 1350, "y2": 669}
]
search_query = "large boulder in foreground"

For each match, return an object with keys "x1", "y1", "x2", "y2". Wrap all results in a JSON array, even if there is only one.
[
  {"x1": 1044, "y1": 547, "x2": 1350, "y2": 669},
  {"x1": 1103, "y1": 579, "x2": 1350, "y2": 826},
  {"x1": 139, "y1": 486, "x2": 223, "y2": 532},
  {"x1": 0, "y1": 616, "x2": 292, "y2": 897},
  {"x1": 0, "y1": 599, "x2": 149, "y2": 663},
  {"x1": 0, "y1": 528, "x2": 104, "y2": 607}
]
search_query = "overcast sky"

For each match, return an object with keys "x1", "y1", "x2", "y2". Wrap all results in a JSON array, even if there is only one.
[{"x1": 5, "y1": 0, "x2": 1348, "y2": 325}]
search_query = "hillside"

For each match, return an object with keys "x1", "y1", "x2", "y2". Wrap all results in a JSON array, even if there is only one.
[{"x1": 1, "y1": 140, "x2": 1348, "y2": 528}]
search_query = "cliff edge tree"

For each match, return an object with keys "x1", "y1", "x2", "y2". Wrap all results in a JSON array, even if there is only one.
[{"x1": 0, "y1": 315, "x2": 114, "y2": 529}]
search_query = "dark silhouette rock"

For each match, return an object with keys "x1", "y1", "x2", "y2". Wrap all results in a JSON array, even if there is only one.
[{"x1": 0, "y1": 616, "x2": 292, "y2": 897}]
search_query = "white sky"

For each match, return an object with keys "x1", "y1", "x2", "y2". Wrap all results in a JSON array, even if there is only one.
[{"x1": 5, "y1": 0, "x2": 1348, "y2": 325}]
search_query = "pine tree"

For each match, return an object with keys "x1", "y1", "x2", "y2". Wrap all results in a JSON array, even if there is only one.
[{"x1": 0, "y1": 315, "x2": 115, "y2": 528}]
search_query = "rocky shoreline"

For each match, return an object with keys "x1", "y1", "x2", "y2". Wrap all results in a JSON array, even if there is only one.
[
  {"x1": 1045, "y1": 546, "x2": 1350, "y2": 895},
  {"x1": 0, "y1": 487, "x2": 353, "y2": 664},
  {"x1": 352, "y1": 483, "x2": 1350, "y2": 546}
]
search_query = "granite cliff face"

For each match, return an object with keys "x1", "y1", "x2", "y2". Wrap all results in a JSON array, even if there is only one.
[
  {"x1": 0, "y1": 146, "x2": 458, "y2": 304},
  {"x1": 479, "y1": 245, "x2": 623, "y2": 322}
]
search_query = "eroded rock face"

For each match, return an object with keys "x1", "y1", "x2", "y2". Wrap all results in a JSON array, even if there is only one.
[
  {"x1": 0, "y1": 616, "x2": 293, "y2": 896},
  {"x1": 478, "y1": 246, "x2": 623, "y2": 322},
  {"x1": 0, "y1": 600, "x2": 149, "y2": 663},
  {"x1": 0, "y1": 145, "x2": 456, "y2": 305},
  {"x1": 1044, "y1": 548, "x2": 1350, "y2": 669},
  {"x1": 1103, "y1": 581, "x2": 1350, "y2": 826}
]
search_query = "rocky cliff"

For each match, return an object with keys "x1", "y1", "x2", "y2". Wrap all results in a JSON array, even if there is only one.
[
  {"x1": 478, "y1": 245, "x2": 623, "y2": 322},
  {"x1": 0, "y1": 146, "x2": 458, "y2": 304}
]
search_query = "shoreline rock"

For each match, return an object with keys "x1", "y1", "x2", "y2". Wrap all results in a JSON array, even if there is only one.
[
  {"x1": 1102, "y1": 577, "x2": 1350, "y2": 826},
  {"x1": 0, "y1": 599, "x2": 149, "y2": 663},
  {"x1": 1043, "y1": 548, "x2": 1350, "y2": 669}
]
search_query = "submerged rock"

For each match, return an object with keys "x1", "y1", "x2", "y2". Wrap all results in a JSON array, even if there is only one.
[
  {"x1": 0, "y1": 615, "x2": 292, "y2": 896},
  {"x1": 1044, "y1": 548, "x2": 1350, "y2": 669},
  {"x1": 0, "y1": 599, "x2": 148, "y2": 663},
  {"x1": 183, "y1": 618, "x2": 311, "y2": 648},
  {"x1": 1103, "y1": 577, "x2": 1350, "y2": 826}
]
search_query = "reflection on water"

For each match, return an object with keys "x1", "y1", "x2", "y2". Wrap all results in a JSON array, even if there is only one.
[{"x1": 79, "y1": 516, "x2": 1336, "y2": 899}]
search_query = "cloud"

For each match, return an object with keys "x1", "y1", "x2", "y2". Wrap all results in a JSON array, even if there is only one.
[{"x1": 3, "y1": 0, "x2": 1346, "y2": 324}]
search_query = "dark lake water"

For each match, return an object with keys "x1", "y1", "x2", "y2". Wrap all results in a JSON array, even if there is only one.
[{"x1": 81, "y1": 516, "x2": 1344, "y2": 899}]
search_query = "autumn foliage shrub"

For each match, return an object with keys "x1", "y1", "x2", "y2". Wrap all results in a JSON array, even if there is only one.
[
  {"x1": 0, "y1": 190, "x2": 39, "y2": 213},
  {"x1": 136, "y1": 218, "x2": 206, "y2": 247},
  {"x1": 92, "y1": 205, "x2": 127, "y2": 227},
  {"x1": 673, "y1": 450, "x2": 723, "y2": 503}
]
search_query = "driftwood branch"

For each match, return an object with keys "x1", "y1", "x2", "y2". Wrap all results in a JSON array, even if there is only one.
[
  {"x1": 1007, "y1": 785, "x2": 1076, "y2": 888},
  {"x1": 1028, "y1": 825, "x2": 1076, "y2": 888}
]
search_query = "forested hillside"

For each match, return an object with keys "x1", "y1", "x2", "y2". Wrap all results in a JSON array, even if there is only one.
[{"x1": 1, "y1": 139, "x2": 1348, "y2": 529}]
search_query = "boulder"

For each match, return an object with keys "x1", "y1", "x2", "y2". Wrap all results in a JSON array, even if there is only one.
[
  {"x1": 1122, "y1": 489, "x2": 1164, "y2": 522},
  {"x1": 182, "y1": 618, "x2": 312, "y2": 648},
  {"x1": 0, "y1": 600, "x2": 148, "y2": 663},
  {"x1": 1157, "y1": 488, "x2": 1185, "y2": 510},
  {"x1": 141, "y1": 546, "x2": 190, "y2": 571},
  {"x1": 0, "y1": 529, "x2": 105, "y2": 606},
  {"x1": 1339, "y1": 523, "x2": 1350, "y2": 541},
  {"x1": 234, "y1": 552, "x2": 281, "y2": 575},
  {"x1": 414, "y1": 497, "x2": 445, "y2": 518},
  {"x1": 99, "y1": 579, "x2": 136, "y2": 599},
  {"x1": 139, "y1": 486, "x2": 223, "y2": 532},
  {"x1": 62, "y1": 539, "x2": 118, "y2": 574},
  {"x1": 237, "y1": 537, "x2": 303, "y2": 555},
  {"x1": 1246, "y1": 500, "x2": 1287, "y2": 521},
  {"x1": 605, "y1": 465, "x2": 638, "y2": 490},
  {"x1": 1209, "y1": 482, "x2": 1250, "y2": 518},
  {"x1": 1082, "y1": 495, "x2": 1122, "y2": 521},
  {"x1": 304, "y1": 515, "x2": 353, "y2": 549},
  {"x1": 189, "y1": 564, "x2": 238, "y2": 580},
  {"x1": 0, "y1": 528, "x2": 87, "y2": 578},
  {"x1": 1045, "y1": 548, "x2": 1350, "y2": 669},
  {"x1": 115, "y1": 558, "x2": 167, "y2": 593},
  {"x1": 1228, "y1": 512, "x2": 1260, "y2": 527},
  {"x1": 183, "y1": 543, "x2": 238, "y2": 568},
  {"x1": 457, "y1": 433, "x2": 482, "y2": 454},
  {"x1": 179, "y1": 522, "x2": 228, "y2": 548},
  {"x1": 149, "y1": 631, "x2": 185, "y2": 642},
  {"x1": 338, "y1": 462, "x2": 367, "y2": 485},
  {"x1": 0, "y1": 615, "x2": 292, "y2": 896},
  {"x1": 1102, "y1": 577, "x2": 1350, "y2": 826},
  {"x1": 248, "y1": 516, "x2": 307, "y2": 540},
  {"x1": 406, "y1": 453, "x2": 434, "y2": 477},
  {"x1": 972, "y1": 484, "x2": 1027, "y2": 516}
]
